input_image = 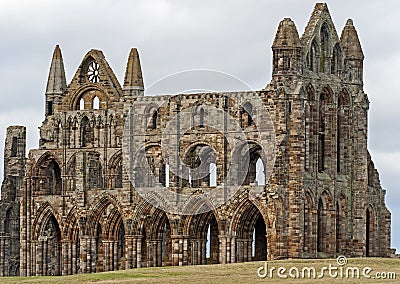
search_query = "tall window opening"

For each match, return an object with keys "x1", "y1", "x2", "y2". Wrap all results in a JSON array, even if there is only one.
[
  {"x1": 320, "y1": 24, "x2": 329, "y2": 73},
  {"x1": 209, "y1": 162, "x2": 216, "y2": 187},
  {"x1": 318, "y1": 94, "x2": 326, "y2": 173},
  {"x1": 255, "y1": 158, "x2": 265, "y2": 186},
  {"x1": 199, "y1": 107, "x2": 205, "y2": 127},
  {"x1": 151, "y1": 110, "x2": 158, "y2": 129},
  {"x1": 79, "y1": 98, "x2": 85, "y2": 110},
  {"x1": 93, "y1": 96, "x2": 100, "y2": 109}
]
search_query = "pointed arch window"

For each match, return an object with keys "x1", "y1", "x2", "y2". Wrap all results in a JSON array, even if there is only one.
[
  {"x1": 209, "y1": 162, "x2": 216, "y2": 187},
  {"x1": 93, "y1": 96, "x2": 100, "y2": 110},
  {"x1": 80, "y1": 116, "x2": 92, "y2": 147},
  {"x1": 151, "y1": 110, "x2": 158, "y2": 130},
  {"x1": 331, "y1": 44, "x2": 341, "y2": 75},
  {"x1": 309, "y1": 40, "x2": 319, "y2": 72},
  {"x1": 320, "y1": 24, "x2": 330, "y2": 73},
  {"x1": 199, "y1": 107, "x2": 205, "y2": 128},
  {"x1": 241, "y1": 102, "x2": 254, "y2": 128},
  {"x1": 256, "y1": 158, "x2": 265, "y2": 186},
  {"x1": 318, "y1": 93, "x2": 326, "y2": 173},
  {"x1": 79, "y1": 98, "x2": 85, "y2": 110}
]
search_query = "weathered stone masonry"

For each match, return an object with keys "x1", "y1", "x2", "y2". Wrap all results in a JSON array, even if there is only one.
[{"x1": 0, "y1": 3, "x2": 391, "y2": 276}]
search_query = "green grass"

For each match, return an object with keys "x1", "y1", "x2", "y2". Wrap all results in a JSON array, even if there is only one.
[{"x1": 2, "y1": 258, "x2": 399, "y2": 284}]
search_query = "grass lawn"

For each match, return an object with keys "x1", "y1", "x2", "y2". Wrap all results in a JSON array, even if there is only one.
[{"x1": 2, "y1": 258, "x2": 399, "y2": 284}]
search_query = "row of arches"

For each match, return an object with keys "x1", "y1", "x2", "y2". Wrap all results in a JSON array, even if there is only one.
[
  {"x1": 143, "y1": 101, "x2": 257, "y2": 132},
  {"x1": 32, "y1": 151, "x2": 123, "y2": 195},
  {"x1": 49, "y1": 113, "x2": 121, "y2": 149},
  {"x1": 304, "y1": 85, "x2": 351, "y2": 175},
  {"x1": 29, "y1": 196, "x2": 269, "y2": 275},
  {"x1": 304, "y1": 190, "x2": 379, "y2": 257},
  {"x1": 133, "y1": 141, "x2": 266, "y2": 188}
]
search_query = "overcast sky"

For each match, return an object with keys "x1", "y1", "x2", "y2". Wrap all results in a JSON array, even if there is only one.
[{"x1": 0, "y1": 0, "x2": 399, "y2": 251}]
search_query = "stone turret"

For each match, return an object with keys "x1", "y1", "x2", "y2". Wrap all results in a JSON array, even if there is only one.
[
  {"x1": 45, "y1": 45, "x2": 67, "y2": 116},
  {"x1": 123, "y1": 48, "x2": 144, "y2": 96},
  {"x1": 272, "y1": 18, "x2": 303, "y2": 77},
  {"x1": 341, "y1": 19, "x2": 364, "y2": 84}
]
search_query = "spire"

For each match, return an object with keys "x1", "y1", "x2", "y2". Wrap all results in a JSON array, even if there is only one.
[
  {"x1": 123, "y1": 48, "x2": 144, "y2": 95},
  {"x1": 273, "y1": 18, "x2": 301, "y2": 48},
  {"x1": 46, "y1": 45, "x2": 67, "y2": 95},
  {"x1": 340, "y1": 19, "x2": 364, "y2": 60}
]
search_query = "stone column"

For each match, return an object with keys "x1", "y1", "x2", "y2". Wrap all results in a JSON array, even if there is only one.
[
  {"x1": 230, "y1": 236, "x2": 236, "y2": 263},
  {"x1": 171, "y1": 235, "x2": 189, "y2": 266}
]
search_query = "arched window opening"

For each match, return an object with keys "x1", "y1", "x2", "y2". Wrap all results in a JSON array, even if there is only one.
[
  {"x1": 151, "y1": 110, "x2": 158, "y2": 130},
  {"x1": 310, "y1": 40, "x2": 318, "y2": 72},
  {"x1": 46, "y1": 160, "x2": 62, "y2": 195},
  {"x1": 93, "y1": 96, "x2": 100, "y2": 110},
  {"x1": 256, "y1": 158, "x2": 265, "y2": 186},
  {"x1": 115, "y1": 161, "x2": 123, "y2": 188},
  {"x1": 80, "y1": 117, "x2": 92, "y2": 147},
  {"x1": 199, "y1": 107, "x2": 205, "y2": 128},
  {"x1": 10, "y1": 137, "x2": 18, "y2": 157},
  {"x1": 318, "y1": 94, "x2": 326, "y2": 173},
  {"x1": 159, "y1": 163, "x2": 170, "y2": 187},
  {"x1": 79, "y1": 98, "x2": 85, "y2": 110},
  {"x1": 241, "y1": 102, "x2": 253, "y2": 127},
  {"x1": 209, "y1": 162, "x2": 217, "y2": 187},
  {"x1": 320, "y1": 24, "x2": 329, "y2": 73},
  {"x1": 43, "y1": 215, "x2": 62, "y2": 276},
  {"x1": 88, "y1": 157, "x2": 103, "y2": 189},
  {"x1": 331, "y1": 44, "x2": 341, "y2": 75}
]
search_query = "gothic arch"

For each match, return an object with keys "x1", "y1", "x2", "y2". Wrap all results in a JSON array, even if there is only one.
[
  {"x1": 305, "y1": 84, "x2": 317, "y2": 172},
  {"x1": 70, "y1": 85, "x2": 108, "y2": 111},
  {"x1": 109, "y1": 151, "x2": 123, "y2": 188},
  {"x1": 32, "y1": 202, "x2": 63, "y2": 240},
  {"x1": 317, "y1": 190, "x2": 334, "y2": 255},
  {"x1": 228, "y1": 197, "x2": 269, "y2": 262},
  {"x1": 232, "y1": 141, "x2": 266, "y2": 186},
  {"x1": 33, "y1": 152, "x2": 63, "y2": 195},
  {"x1": 318, "y1": 86, "x2": 334, "y2": 173}
]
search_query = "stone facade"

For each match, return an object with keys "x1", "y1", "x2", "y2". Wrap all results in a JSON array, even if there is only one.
[{"x1": 0, "y1": 3, "x2": 391, "y2": 277}]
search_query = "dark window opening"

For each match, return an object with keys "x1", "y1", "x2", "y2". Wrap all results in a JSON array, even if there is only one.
[{"x1": 47, "y1": 101, "x2": 54, "y2": 116}]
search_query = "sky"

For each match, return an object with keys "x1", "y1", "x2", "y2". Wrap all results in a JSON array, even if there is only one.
[{"x1": 0, "y1": 0, "x2": 399, "y2": 252}]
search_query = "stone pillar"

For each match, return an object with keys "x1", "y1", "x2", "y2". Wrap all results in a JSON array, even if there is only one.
[
  {"x1": 136, "y1": 236, "x2": 142, "y2": 268},
  {"x1": 30, "y1": 240, "x2": 37, "y2": 276},
  {"x1": 171, "y1": 235, "x2": 189, "y2": 266},
  {"x1": 230, "y1": 236, "x2": 236, "y2": 263},
  {"x1": 124, "y1": 235, "x2": 133, "y2": 269},
  {"x1": 62, "y1": 240, "x2": 70, "y2": 275}
]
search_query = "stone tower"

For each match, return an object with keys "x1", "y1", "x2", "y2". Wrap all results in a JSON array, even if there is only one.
[
  {"x1": 0, "y1": 3, "x2": 392, "y2": 277},
  {"x1": 0, "y1": 126, "x2": 26, "y2": 276}
]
